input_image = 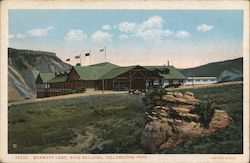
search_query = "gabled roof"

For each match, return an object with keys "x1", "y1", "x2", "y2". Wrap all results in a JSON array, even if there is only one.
[
  {"x1": 49, "y1": 74, "x2": 68, "y2": 83},
  {"x1": 99, "y1": 66, "x2": 136, "y2": 80},
  {"x1": 145, "y1": 66, "x2": 186, "y2": 80},
  {"x1": 73, "y1": 62, "x2": 119, "y2": 80},
  {"x1": 38, "y1": 72, "x2": 55, "y2": 83},
  {"x1": 88, "y1": 62, "x2": 118, "y2": 67}
]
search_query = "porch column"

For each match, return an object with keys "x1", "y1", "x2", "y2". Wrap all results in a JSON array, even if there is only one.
[
  {"x1": 129, "y1": 71, "x2": 132, "y2": 90},
  {"x1": 102, "y1": 80, "x2": 104, "y2": 94}
]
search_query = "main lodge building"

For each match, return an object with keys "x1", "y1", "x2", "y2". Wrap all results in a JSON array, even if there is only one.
[{"x1": 36, "y1": 62, "x2": 186, "y2": 98}]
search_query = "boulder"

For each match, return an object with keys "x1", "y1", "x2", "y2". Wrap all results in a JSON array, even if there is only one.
[
  {"x1": 179, "y1": 113, "x2": 198, "y2": 119},
  {"x1": 207, "y1": 109, "x2": 233, "y2": 133},
  {"x1": 154, "y1": 106, "x2": 162, "y2": 110},
  {"x1": 166, "y1": 91, "x2": 174, "y2": 95},
  {"x1": 141, "y1": 120, "x2": 172, "y2": 153},
  {"x1": 159, "y1": 112, "x2": 168, "y2": 117},
  {"x1": 174, "y1": 92, "x2": 183, "y2": 98},
  {"x1": 184, "y1": 91, "x2": 194, "y2": 97},
  {"x1": 151, "y1": 111, "x2": 157, "y2": 115},
  {"x1": 146, "y1": 115, "x2": 158, "y2": 121},
  {"x1": 171, "y1": 106, "x2": 192, "y2": 114},
  {"x1": 161, "y1": 106, "x2": 169, "y2": 111},
  {"x1": 162, "y1": 94, "x2": 201, "y2": 105}
]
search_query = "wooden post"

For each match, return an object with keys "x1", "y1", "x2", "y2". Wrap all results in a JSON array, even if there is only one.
[
  {"x1": 129, "y1": 71, "x2": 132, "y2": 90},
  {"x1": 102, "y1": 80, "x2": 104, "y2": 94},
  {"x1": 113, "y1": 79, "x2": 115, "y2": 91},
  {"x1": 192, "y1": 75, "x2": 194, "y2": 87}
]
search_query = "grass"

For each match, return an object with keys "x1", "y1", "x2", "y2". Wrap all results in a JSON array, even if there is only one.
[
  {"x1": 8, "y1": 83, "x2": 243, "y2": 154},
  {"x1": 8, "y1": 94, "x2": 146, "y2": 154}
]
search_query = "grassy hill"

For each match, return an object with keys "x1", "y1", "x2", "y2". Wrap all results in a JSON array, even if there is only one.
[
  {"x1": 180, "y1": 57, "x2": 243, "y2": 82},
  {"x1": 8, "y1": 48, "x2": 71, "y2": 101},
  {"x1": 8, "y1": 83, "x2": 243, "y2": 154}
]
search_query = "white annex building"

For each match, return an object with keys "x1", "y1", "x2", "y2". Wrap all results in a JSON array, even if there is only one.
[{"x1": 183, "y1": 77, "x2": 217, "y2": 85}]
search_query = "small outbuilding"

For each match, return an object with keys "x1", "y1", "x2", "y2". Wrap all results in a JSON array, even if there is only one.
[{"x1": 183, "y1": 77, "x2": 217, "y2": 85}]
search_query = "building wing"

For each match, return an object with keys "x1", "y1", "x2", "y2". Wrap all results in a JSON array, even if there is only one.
[
  {"x1": 145, "y1": 66, "x2": 186, "y2": 80},
  {"x1": 36, "y1": 72, "x2": 55, "y2": 83}
]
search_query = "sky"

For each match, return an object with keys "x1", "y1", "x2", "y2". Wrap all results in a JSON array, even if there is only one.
[{"x1": 9, "y1": 10, "x2": 243, "y2": 68}]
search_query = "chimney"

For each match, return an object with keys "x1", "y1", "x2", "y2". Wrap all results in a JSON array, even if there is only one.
[{"x1": 167, "y1": 60, "x2": 169, "y2": 66}]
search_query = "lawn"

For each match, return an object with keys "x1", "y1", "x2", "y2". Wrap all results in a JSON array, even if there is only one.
[{"x1": 8, "y1": 83, "x2": 243, "y2": 154}]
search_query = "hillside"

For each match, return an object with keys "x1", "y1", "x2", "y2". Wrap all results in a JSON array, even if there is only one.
[
  {"x1": 8, "y1": 48, "x2": 71, "y2": 102},
  {"x1": 180, "y1": 58, "x2": 243, "y2": 82}
]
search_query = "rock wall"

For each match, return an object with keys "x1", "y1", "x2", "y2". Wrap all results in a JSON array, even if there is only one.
[{"x1": 141, "y1": 91, "x2": 233, "y2": 153}]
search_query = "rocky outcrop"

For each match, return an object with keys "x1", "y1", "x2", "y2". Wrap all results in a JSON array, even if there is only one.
[
  {"x1": 162, "y1": 91, "x2": 201, "y2": 106},
  {"x1": 141, "y1": 91, "x2": 233, "y2": 153},
  {"x1": 8, "y1": 48, "x2": 71, "y2": 101}
]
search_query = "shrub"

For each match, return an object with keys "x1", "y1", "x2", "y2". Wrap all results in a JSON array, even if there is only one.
[
  {"x1": 143, "y1": 88, "x2": 166, "y2": 110},
  {"x1": 191, "y1": 100, "x2": 215, "y2": 128},
  {"x1": 168, "y1": 107, "x2": 181, "y2": 120}
]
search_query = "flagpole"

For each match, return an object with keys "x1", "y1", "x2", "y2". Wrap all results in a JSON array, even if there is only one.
[
  {"x1": 80, "y1": 54, "x2": 82, "y2": 66},
  {"x1": 90, "y1": 50, "x2": 91, "y2": 65},
  {"x1": 105, "y1": 46, "x2": 106, "y2": 60}
]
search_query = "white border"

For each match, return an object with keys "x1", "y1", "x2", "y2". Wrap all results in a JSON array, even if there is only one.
[{"x1": 1, "y1": 0, "x2": 249, "y2": 163}]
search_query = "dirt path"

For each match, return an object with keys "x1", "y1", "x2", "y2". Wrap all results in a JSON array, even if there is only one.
[
  {"x1": 8, "y1": 90, "x2": 127, "y2": 107},
  {"x1": 42, "y1": 126, "x2": 96, "y2": 153},
  {"x1": 167, "y1": 81, "x2": 243, "y2": 91}
]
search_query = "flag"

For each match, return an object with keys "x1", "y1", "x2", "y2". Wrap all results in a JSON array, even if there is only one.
[
  {"x1": 99, "y1": 48, "x2": 104, "y2": 52},
  {"x1": 75, "y1": 55, "x2": 80, "y2": 59},
  {"x1": 66, "y1": 58, "x2": 70, "y2": 61},
  {"x1": 76, "y1": 63, "x2": 81, "y2": 66},
  {"x1": 85, "y1": 53, "x2": 90, "y2": 57}
]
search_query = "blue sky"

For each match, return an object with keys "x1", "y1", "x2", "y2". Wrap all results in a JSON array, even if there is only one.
[{"x1": 9, "y1": 10, "x2": 243, "y2": 68}]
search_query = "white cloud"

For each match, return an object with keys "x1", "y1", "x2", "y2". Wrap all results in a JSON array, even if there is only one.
[
  {"x1": 65, "y1": 29, "x2": 87, "y2": 41},
  {"x1": 136, "y1": 29, "x2": 172, "y2": 41},
  {"x1": 197, "y1": 24, "x2": 214, "y2": 32},
  {"x1": 9, "y1": 34, "x2": 15, "y2": 39},
  {"x1": 118, "y1": 34, "x2": 129, "y2": 40},
  {"x1": 102, "y1": 24, "x2": 112, "y2": 30},
  {"x1": 118, "y1": 22, "x2": 137, "y2": 33},
  {"x1": 90, "y1": 31, "x2": 112, "y2": 42},
  {"x1": 118, "y1": 16, "x2": 172, "y2": 42},
  {"x1": 16, "y1": 33, "x2": 26, "y2": 39},
  {"x1": 27, "y1": 26, "x2": 54, "y2": 37},
  {"x1": 140, "y1": 16, "x2": 164, "y2": 30},
  {"x1": 176, "y1": 30, "x2": 190, "y2": 39}
]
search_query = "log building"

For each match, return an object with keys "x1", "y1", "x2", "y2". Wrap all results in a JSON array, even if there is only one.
[{"x1": 36, "y1": 62, "x2": 186, "y2": 98}]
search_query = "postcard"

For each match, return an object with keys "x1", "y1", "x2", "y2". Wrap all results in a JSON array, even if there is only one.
[{"x1": 0, "y1": 0, "x2": 249, "y2": 162}]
